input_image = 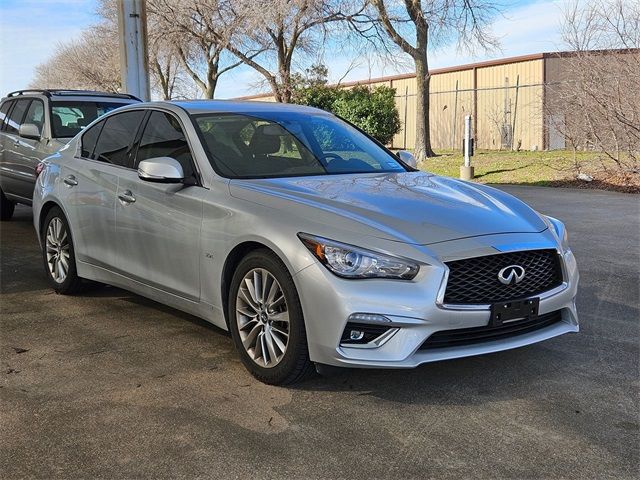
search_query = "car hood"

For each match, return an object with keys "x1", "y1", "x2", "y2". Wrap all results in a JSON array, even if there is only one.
[{"x1": 229, "y1": 172, "x2": 547, "y2": 245}]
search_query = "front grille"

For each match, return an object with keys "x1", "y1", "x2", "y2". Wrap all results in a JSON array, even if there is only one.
[
  {"x1": 419, "y1": 310, "x2": 563, "y2": 350},
  {"x1": 443, "y1": 249, "x2": 563, "y2": 305}
]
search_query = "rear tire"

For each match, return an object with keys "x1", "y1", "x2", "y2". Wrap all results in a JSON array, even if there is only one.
[
  {"x1": 41, "y1": 206, "x2": 85, "y2": 294},
  {"x1": 228, "y1": 249, "x2": 314, "y2": 385},
  {"x1": 0, "y1": 189, "x2": 15, "y2": 221}
]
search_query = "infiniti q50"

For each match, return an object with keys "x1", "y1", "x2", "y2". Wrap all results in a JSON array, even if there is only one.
[{"x1": 33, "y1": 101, "x2": 579, "y2": 384}]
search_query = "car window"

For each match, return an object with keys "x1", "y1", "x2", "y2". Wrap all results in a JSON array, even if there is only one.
[
  {"x1": 23, "y1": 99, "x2": 45, "y2": 135},
  {"x1": 135, "y1": 111, "x2": 194, "y2": 179},
  {"x1": 0, "y1": 101, "x2": 13, "y2": 131},
  {"x1": 91, "y1": 110, "x2": 146, "y2": 167},
  {"x1": 51, "y1": 101, "x2": 131, "y2": 138},
  {"x1": 193, "y1": 112, "x2": 406, "y2": 179},
  {"x1": 4, "y1": 99, "x2": 31, "y2": 135},
  {"x1": 80, "y1": 119, "x2": 105, "y2": 158}
]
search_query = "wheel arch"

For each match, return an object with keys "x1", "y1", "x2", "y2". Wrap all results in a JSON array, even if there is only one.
[
  {"x1": 38, "y1": 200, "x2": 64, "y2": 238},
  {"x1": 220, "y1": 241, "x2": 277, "y2": 329}
]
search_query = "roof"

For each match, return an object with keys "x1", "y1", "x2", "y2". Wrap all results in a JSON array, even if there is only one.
[
  {"x1": 236, "y1": 49, "x2": 638, "y2": 100},
  {"x1": 168, "y1": 99, "x2": 326, "y2": 114}
]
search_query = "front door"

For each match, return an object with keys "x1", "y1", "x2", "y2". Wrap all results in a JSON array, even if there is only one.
[{"x1": 114, "y1": 110, "x2": 203, "y2": 300}]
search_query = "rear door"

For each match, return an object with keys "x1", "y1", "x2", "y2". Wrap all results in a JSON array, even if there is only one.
[
  {"x1": 10, "y1": 99, "x2": 54, "y2": 201},
  {"x1": 60, "y1": 110, "x2": 146, "y2": 270},
  {"x1": 0, "y1": 100, "x2": 14, "y2": 190},
  {"x1": 114, "y1": 109, "x2": 203, "y2": 300},
  {"x1": 0, "y1": 98, "x2": 32, "y2": 201}
]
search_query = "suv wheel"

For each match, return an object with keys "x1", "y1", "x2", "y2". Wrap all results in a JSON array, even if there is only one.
[
  {"x1": 41, "y1": 207, "x2": 84, "y2": 294},
  {"x1": 0, "y1": 188, "x2": 15, "y2": 221},
  {"x1": 228, "y1": 249, "x2": 314, "y2": 385}
]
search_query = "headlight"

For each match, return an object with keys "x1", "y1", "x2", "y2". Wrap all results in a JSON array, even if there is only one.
[
  {"x1": 542, "y1": 215, "x2": 570, "y2": 252},
  {"x1": 298, "y1": 233, "x2": 420, "y2": 280}
]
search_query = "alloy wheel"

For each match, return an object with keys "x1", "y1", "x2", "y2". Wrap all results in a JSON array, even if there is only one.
[
  {"x1": 45, "y1": 217, "x2": 70, "y2": 283},
  {"x1": 235, "y1": 268, "x2": 290, "y2": 368}
]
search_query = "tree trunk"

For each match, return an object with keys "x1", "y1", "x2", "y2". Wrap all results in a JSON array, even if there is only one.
[{"x1": 414, "y1": 57, "x2": 435, "y2": 159}]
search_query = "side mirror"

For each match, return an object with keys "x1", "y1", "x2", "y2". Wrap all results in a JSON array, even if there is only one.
[
  {"x1": 138, "y1": 157, "x2": 184, "y2": 183},
  {"x1": 19, "y1": 123, "x2": 41, "y2": 140},
  {"x1": 397, "y1": 150, "x2": 417, "y2": 169}
]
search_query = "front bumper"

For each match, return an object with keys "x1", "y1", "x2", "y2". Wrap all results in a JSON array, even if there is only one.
[{"x1": 294, "y1": 242, "x2": 579, "y2": 369}]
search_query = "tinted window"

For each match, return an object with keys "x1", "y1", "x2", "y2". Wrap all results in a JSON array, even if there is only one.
[
  {"x1": 5, "y1": 99, "x2": 30, "y2": 135},
  {"x1": 51, "y1": 101, "x2": 131, "y2": 138},
  {"x1": 0, "y1": 101, "x2": 13, "y2": 130},
  {"x1": 23, "y1": 99, "x2": 45, "y2": 135},
  {"x1": 136, "y1": 111, "x2": 194, "y2": 178},
  {"x1": 80, "y1": 119, "x2": 105, "y2": 158},
  {"x1": 91, "y1": 111, "x2": 145, "y2": 167},
  {"x1": 193, "y1": 112, "x2": 406, "y2": 179}
]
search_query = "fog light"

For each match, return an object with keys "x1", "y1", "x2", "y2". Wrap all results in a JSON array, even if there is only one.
[{"x1": 349, "y1": 330, "x2": 365, "y2": 341}]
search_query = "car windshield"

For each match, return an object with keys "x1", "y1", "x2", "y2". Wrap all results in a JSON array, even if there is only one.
[
  {"x1": 50, "y1": 101, "x2": 130, "y2": 138},
  {"x1": 192, "y1": 111, "x2": 407, "y2": 179}
]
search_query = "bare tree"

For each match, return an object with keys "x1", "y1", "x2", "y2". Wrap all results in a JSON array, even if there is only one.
[
  {"x1": 31, "y1": 24, "x2": 121, "y2": 92},
  {"x1": 551, "y1": 0, "x2": 640, "y2": 185},
  {"x1": 223, "y1": 0, "x2": 359, "y2": 102},
  {"x1": 350, "y1": 0, "x2": 500, "y2": 159},
  {"x1": 147, "y1": 0, "x2": 246, "y2": 99}
]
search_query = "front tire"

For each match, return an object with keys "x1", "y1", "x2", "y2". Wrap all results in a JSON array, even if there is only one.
[
  {"x1": 228, "y1": 249, "x2": 314, "y2": 385},
  {"x1": 41, "y1": 207, "x2": 84, "y2": 294},
  {"x1": 0, "y1": 188, "x2": 15, "y2": 221}
]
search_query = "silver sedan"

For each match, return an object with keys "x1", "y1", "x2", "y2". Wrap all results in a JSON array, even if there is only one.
[{"x1": 32, "y1": 101, "x2": 579, "y2": 384}]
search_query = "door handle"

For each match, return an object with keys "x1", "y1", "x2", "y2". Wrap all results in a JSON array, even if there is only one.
[
  {"x1": 63, "y1": 175, "x2": 78, "y2": 187},
  {"x1": 118, "y1": 190, "x2": 136, "y2": 204}
]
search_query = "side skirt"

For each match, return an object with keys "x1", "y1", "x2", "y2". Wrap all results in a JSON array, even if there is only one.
[{"x1": 76, "y1": 260, "x2": 227, "y2": 330}]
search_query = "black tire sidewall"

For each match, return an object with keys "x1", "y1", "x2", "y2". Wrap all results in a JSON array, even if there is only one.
[
  {"x1": 41, "y1": 207, "x2": 80, "y2": 293},
  {"x1": 228, "y1": 250, "x2": 310, "y2": 384}
]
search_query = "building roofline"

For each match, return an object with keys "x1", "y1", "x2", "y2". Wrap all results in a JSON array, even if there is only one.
[{"x1": 235, "y1": 48, "x2": 638, "y2": 100}]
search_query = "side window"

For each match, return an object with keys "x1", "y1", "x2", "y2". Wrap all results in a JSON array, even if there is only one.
[
  {"x1": 0, "y1": 101, "x2": 13, "y2": 131},
  {"x1": 91, "y1": 110, "x2": 145, "y2": 167},
  {"x1": 5, "y1": 99, "x2": 30, "y2": 135},
  {"x1": 80, "y1": 120, "x2": 105, "y2": 158},
  {"x1": 135, "y1": 111, "x2": 194, "y2": 179},
  {"x1": 23, "y1": 99, "x2": 45, "y2": 135}
]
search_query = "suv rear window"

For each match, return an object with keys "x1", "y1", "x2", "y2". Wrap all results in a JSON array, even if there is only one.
[{"x1": 51, "y1": 101, "x2": 130, "y2": 138}]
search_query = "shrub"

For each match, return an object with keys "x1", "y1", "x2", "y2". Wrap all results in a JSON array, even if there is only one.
[{"x1": 292, "y1": 84, "x2": 401, "y2": 145}]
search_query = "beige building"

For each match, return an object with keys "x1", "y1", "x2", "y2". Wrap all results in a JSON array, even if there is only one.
[{"x1": 238, "y1": 50, "x2": 632, "y2": 151}]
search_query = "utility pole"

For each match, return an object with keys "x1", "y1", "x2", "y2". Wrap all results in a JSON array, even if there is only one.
[
  {"x1": 117, "y1": 0, "x2": 150, "y2": 101},
  {"x1": 460, "y1": 114, "x2": 475, "y2": 180}
]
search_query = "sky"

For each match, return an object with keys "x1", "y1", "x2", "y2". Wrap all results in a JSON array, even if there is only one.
[{"x1": 0, "y1": 0, "x2": 571, "y2": 99}]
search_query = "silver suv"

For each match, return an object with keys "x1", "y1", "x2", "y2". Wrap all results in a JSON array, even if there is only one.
[{"x1": 0, "y1": 89, "x2": 139, "y2": 220}]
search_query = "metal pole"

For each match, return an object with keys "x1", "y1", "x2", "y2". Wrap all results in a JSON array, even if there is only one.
[
  {"x1": 460, "y1": 114, "x2": 474, "y2": 180},
  {"x1": 511, "y1": 75, "x2": 520, "y2": 151},
  {"x1": 117, "y1": 0, "x2": 150, "y2": 101},
  {"x1": 451, "y1": 80, "x2": 458, "y2": 150},
  {"x1": 403, "y1": 86, "x2": 408, "y2": 149}
]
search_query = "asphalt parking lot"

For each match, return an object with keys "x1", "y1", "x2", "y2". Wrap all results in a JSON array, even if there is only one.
[{"x1": 1, "y1": 185, "x2": 638, "y2": 479}]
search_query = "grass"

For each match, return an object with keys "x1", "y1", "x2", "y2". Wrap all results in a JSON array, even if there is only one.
[{"x1": 413, "y1": 149, "x2": 638, "y2": 192}]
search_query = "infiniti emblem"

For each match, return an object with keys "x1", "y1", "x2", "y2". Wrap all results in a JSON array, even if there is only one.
[{"x1": 498, "y1": 265, "x2": 526, "y2": 285}]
